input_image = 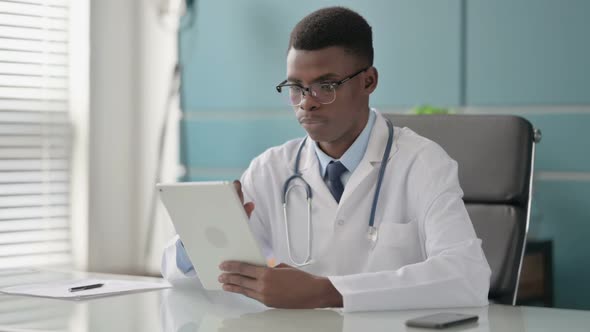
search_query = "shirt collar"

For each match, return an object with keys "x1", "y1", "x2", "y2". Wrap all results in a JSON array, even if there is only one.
[{"x1": 313, "y1": 109, "x2": 377, "y2": 177}]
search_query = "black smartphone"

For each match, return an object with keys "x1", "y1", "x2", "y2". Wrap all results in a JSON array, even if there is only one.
[{"x1": 405, "y1": 313, "x2": 478, "y2": 329}]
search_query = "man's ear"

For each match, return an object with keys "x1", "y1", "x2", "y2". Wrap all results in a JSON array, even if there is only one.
[
  {"x1": 363, "y1": 67, "x2": 378, "y2": 94},
  {"x1": 365, "y1": 77, "x2": 374, "y2": 89}
]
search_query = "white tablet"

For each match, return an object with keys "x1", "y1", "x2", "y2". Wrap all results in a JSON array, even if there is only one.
[{"x1": 157, "y1": 181, "x2": 267, "y2": 290}]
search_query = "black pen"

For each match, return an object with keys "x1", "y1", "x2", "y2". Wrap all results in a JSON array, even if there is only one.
[{"x1": 69, "y1": 283, "x2": 104, "y2": 292}]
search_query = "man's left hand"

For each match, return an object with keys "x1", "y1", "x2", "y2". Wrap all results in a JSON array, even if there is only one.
[{"x1": 218, "y1": 261, "x2": 343, "y2": 309}]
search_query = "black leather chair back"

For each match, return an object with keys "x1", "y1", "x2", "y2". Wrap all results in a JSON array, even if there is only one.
[{"x1": 383, "y1": 114, "x2": 536, "y2": 305}]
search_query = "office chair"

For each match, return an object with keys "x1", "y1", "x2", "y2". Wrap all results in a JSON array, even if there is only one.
[{"x1": 382, "y1": 113, "x2": 541, "y2": 305}]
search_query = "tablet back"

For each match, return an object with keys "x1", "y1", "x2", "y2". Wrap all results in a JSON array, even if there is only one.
[{"x1": 157, "y1": 181, "x2": 266, "y2": 290}]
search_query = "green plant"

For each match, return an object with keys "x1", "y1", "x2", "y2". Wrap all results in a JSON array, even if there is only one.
[{"x1": 412, "y1": 105, "x2": 450, "y2": 115}]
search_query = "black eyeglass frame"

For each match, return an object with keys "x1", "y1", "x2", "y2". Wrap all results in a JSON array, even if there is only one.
[{"x1": 275, "y1": 67, "x2": 370, "y2": 105}]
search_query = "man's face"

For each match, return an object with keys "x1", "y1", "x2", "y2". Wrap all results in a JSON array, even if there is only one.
[{"x1": 285, "y1": 46, "x2": 375, "y2": 145}]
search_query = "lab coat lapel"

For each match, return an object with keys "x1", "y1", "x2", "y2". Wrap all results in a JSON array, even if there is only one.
[{"x1": 339, "y1": 113, "x2": 398, "y2": 206}]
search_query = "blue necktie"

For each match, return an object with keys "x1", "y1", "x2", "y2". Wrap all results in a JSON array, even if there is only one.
[{"x1": 326, "y1": 161, "x2": 347, "y2": 203}]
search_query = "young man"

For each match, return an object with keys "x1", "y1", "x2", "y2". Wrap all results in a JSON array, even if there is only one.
[{"x1": 162, "y1": 7, "x2": 491, "y2": 312}]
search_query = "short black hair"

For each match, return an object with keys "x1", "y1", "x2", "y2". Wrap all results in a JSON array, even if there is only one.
[{"x1": 288, "y1": 7, "x2": 374, "y2": 66}]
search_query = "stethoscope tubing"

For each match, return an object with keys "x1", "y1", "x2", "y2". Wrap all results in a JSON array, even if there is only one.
[{"x1": 281, "y1": 118, "x2": 394, "y2": 266}]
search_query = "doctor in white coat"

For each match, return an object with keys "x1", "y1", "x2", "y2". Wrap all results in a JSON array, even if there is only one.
[{"x1": 162, "y1": 6, "x2": 491, "y2": 312}]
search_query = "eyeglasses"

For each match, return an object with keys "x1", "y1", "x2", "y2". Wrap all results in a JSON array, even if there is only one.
[{"x1": 275, "y1": 67, "x2": 369, "y2": 107}]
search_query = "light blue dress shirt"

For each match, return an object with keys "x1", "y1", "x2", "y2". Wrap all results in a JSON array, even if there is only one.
[
  {"x1": 174, "y1": 109, "x2": 377, "y2": 274},
  {"x1": 176, "y1": 239, "x2": 195, "y2": 274},
  {"x1": 313, "y1": 109, "x2": 376, "y2": 186}
]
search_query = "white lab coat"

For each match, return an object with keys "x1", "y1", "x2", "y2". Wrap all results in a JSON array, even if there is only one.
[{"x1": 162, "y1": 110, "x2": 491, "y2": 312}]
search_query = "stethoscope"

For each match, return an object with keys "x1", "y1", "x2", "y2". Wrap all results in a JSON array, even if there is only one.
[{"x1": 281, "y1": 118, "x2": 394, "y2": 267}]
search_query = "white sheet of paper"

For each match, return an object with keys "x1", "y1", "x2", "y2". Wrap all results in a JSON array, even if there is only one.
[{"x1": 0, "y1": 278, "x2": 171, "y2": 300}]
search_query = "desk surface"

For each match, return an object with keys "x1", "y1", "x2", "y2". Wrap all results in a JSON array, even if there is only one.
[{"x1": 0, "y1": 269, "x2": 588, "y2": 332}]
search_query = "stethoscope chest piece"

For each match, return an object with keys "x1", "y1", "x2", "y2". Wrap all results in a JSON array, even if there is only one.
[{"x1": 367, "y1": 226, "x2": 379, "y2": 248}]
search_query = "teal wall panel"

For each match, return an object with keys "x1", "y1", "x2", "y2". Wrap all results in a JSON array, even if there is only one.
[
  {"x1": 179, "y1": 0, "x2": 462, "y2": 110},
  {"x1": 181, "y1": 114, "x2": 304, "y2": 170},
  {"x1": 467, "y1": 0, "x2": 590, "y2": 105},
  {"x1": 521, "y1": 113, "x2": 590, "y2": 172},
  {"x1": 531, "y1": 180, "x2": 590, "y2": 310}
]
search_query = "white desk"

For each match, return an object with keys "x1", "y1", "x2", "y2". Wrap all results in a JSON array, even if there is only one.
[{"x1": 0, "y1": 269, "x2": 588, "y2": 332}]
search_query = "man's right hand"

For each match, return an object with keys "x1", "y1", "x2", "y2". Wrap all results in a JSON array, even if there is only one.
[{"x1": 233, "y1": 180, "x2": 255, "y2": 218}]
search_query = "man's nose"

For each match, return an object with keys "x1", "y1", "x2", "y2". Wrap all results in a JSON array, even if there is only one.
[{"x1": 299, "y1": 90, "x2": 320, "y2": 112}]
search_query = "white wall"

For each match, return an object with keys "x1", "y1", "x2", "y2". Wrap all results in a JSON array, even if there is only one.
[
  {"x1": 137, "y1": 1, "x2": 181, "y2": 274},
  {"x1": 70, "y1": 0, "x2": 90, "y2": 270},
  {"x1": 89, "y1": 0, "x2": 178, "y2": 274}
]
